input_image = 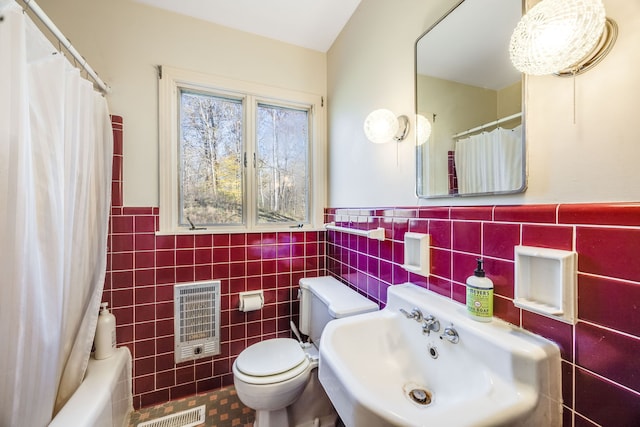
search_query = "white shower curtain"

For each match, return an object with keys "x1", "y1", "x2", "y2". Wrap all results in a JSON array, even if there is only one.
[
  {"x1": 0, "y1": 2, "x2": 113, "y2": 426},
  {"x1": 454, "y1": 125, "x2": 522, "y2": 194}
]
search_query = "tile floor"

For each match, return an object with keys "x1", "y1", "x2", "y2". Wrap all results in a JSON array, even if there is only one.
[{"x1": 128, "y1": 385, "x2": 255, "y2": 427}]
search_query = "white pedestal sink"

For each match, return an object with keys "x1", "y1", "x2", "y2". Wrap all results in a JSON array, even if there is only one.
[{"x1": 319, "y1": 283, "x2": 562, "y2": 427}]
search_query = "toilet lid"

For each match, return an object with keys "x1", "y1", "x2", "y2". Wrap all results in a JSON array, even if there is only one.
[{"x1": 235, "y1": 338, "x2": 306, "y2": 377}]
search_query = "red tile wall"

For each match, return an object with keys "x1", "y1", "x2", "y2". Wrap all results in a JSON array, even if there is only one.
[
  {"x1": 447, "y1": 150, "x2": 458, "y2": 194},
  {"x1": 111, "y1": 115, "x2": 123, "y2": 208},
  {"x1": 105, "y1": 117, "x2": 325, "y2": 408},
  {"x1": 325, "y1": 205, "x2": 640, "y2": 427},
  {"x1": 108, "y1": 116, "x2": 640, "y2": 424}
]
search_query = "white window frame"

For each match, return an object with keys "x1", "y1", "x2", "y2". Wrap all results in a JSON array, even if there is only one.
[{"x1": 158, "y1": 66, "x2": 326, "y2": 234}]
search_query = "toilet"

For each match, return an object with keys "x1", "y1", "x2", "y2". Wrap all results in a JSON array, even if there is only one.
[{"x1": 233, "y1": 276, "x2": 378, "y2": 427}]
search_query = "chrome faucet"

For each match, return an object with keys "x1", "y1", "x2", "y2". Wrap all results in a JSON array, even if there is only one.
[
  {"x1": 440, "y1": 326, "x2": 459, "y2": 344},
  {"x1": 421, "y1": 315, "x2": 441, "y2": 335},
  {"x1": 399, "y1": 307, "x2": 423, "y2": 323}
]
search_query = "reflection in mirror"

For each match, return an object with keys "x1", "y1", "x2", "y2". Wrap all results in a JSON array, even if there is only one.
[{"x1": 415, "y1": 0, "x2": 525, "y2": 198}]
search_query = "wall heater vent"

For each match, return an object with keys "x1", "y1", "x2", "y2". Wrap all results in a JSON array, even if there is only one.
[{"x1": 174, "y1": 280, "x2": 221, "y2": 364}]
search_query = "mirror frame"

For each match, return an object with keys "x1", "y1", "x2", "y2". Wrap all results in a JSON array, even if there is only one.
[{"x1": 414, "y1": 0, "x2": 527, "y2": 199}]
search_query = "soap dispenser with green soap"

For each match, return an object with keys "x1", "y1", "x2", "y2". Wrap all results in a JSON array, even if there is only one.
[{"x1": 466, "y1": 259, "x2": 493, "y2": 322}]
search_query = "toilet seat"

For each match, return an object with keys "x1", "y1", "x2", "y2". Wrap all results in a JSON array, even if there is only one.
[{"x1": 234, "y1": 338, "x2": 311, "y2": 385}]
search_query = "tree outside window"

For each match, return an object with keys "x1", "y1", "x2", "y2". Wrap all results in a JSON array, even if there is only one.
[{"x1": 178, "y1": 90, "x2": 310, "y2": 228}]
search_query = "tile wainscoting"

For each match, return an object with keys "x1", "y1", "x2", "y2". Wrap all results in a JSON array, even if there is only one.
[
  {"x1": 108, "y1": 116, "x2": 639, "y2": 425},
  {"x1": 105, "y1": 117, "x2": 325, "y2": 408},
  {"x1": 325, "y1": 205, "x2": 640, "y2": 427}
]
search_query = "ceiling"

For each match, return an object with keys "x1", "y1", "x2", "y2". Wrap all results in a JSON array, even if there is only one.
[{"x1": 133, "y1": 0, "x2": 362, "y2": 52}]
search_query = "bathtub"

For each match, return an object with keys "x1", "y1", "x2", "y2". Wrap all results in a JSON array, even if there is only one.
[{"x1": 49, "y1": 347, "x2": 133, "y2": 427}]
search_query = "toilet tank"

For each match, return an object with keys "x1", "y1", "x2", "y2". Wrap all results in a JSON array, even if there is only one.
[{"x1": 298, "y1": 276, "x2": 378, "y2": 344}]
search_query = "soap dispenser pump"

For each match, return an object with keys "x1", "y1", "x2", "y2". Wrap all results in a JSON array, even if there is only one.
[{"x1": 466, "y1": 259, "x2": 493, "y2": 322}]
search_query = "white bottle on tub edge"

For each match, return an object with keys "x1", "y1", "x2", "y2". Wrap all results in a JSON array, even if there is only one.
[{"x1": 94, "y1": 302, "x2": 116, "y2": 359}]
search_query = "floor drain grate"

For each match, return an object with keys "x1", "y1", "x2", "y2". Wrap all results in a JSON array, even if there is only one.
[{"x1": 137, "y1": 405, "x2": 206, "y2": 427}]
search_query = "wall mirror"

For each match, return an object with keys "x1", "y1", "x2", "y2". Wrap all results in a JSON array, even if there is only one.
[{"x1": 415, "y1": 0, "x2": 525, "y2": 198}]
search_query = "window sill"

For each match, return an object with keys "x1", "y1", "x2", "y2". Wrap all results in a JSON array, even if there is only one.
[{"x1": 155, "y1": 226, "x2": 327, "y2": 236}]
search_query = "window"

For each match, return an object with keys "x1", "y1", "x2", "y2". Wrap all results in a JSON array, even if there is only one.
[
  {"x1": 159, "y1": 66, "x2": 325, "y2": 233},
  {"x1": 179, "y1": 90, "x2": 244, "y2": 226},
  {"x1": 255, "y1": 103, "x2": 310, "y2": 224}
]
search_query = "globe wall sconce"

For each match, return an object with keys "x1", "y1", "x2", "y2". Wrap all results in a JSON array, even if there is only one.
[
  {"x1": 416, "y1": 114, "x2": 433, "y2": 146},
  {"x1": 509, "y1": 0, "x2": 617, "y2": 77},
  {"x1": 363, "y1": 109, "x2": 410, "y2": 144}
]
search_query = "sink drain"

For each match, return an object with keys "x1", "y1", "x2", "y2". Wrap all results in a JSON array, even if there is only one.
[
  {"x1": 408, "y1": 388, "x2": 432, "y2": 405},
  {"x1": 403, "y1": 382, "x2": 433, "y2": 406},
  {"x1": 427, "y1": 344, "x2": 438, "y2": 359}
]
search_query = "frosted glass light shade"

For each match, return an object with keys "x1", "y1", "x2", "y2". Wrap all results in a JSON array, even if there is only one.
[
  {"x1": 510, "y1": 0, "x2": 606, "y2": 75},
  {"x1": 364, "y1": 109, "x2": 400, "y2": 144},
  {"x1": 416, "y1": 114, "x2": 432, "y2": 145}
]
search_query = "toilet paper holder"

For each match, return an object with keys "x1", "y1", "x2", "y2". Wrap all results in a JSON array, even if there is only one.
[{"x1": 239, "y1": 290, "x2": 264, "y2": 312}]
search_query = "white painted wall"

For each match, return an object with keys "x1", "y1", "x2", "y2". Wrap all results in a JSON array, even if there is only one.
[
  {"x1": 327, "y1": 0, "x2": 640, "y2": 206},
  {"x1": 35, "y1": 0, "x2": 640, "y2": 208},
  {"x1": 37, "y1": 0, "x2": 327, "y2": 207}
]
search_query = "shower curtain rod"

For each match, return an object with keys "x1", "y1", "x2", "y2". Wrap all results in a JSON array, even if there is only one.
[
  {"x1": 20, "y1": 0, "x2": 109, "y2": 94},
  {"x1": 452, "y1": 112, "x2": 522, "y2": 139}
]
